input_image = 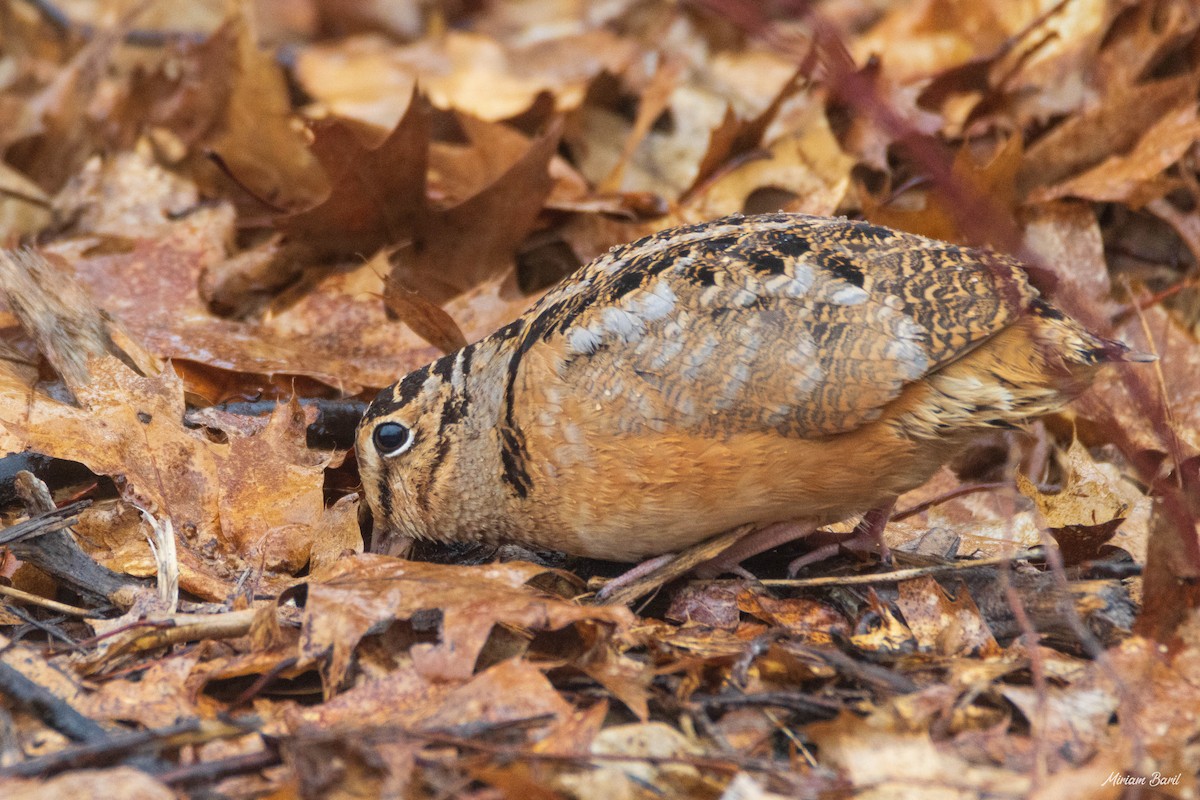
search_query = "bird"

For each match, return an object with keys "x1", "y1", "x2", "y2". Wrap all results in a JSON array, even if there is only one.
[{"x1": 356, "y1": 212, "x2": 1139, "y2": 579}]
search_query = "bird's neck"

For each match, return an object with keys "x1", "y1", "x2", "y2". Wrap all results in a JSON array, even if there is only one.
[{"x1": 426, "y1": 335, "x2": 528, "y2": 541}]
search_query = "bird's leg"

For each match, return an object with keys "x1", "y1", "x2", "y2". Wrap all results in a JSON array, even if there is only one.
[
  {"x1": 594, "y1": 524, "x2": 754, "y2": 604},
  {"x1": 595, "y1": 503, "x2": 898, "y2": 604},
  {"x1": 696, "y1": 520, "x2": 820, "y2": 578},
  {"x1": 786, "y1": 499, "x2": 896, "y2": 575},
  {"x1": 593, "y1": 553, "x2": 677, "y2": 600}
]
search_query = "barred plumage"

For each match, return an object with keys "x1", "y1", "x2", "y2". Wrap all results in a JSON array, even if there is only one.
[{"x1": 357, "y1": 213, "x2": 1134, "y2": 563}]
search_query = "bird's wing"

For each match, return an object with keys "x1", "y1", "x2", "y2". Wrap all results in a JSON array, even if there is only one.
[{"x1": 511, "y1": 213, "x2": 1038, "y2": 439}]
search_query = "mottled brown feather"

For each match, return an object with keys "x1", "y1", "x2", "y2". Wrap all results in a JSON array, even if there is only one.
[{"x1": 356, "y1": 213, "x2": 1127, "y2": 561}]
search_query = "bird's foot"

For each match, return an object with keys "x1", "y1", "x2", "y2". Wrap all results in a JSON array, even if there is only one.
[{"x1": 787, "y1": 501, "x2": 895, "y2": 576}]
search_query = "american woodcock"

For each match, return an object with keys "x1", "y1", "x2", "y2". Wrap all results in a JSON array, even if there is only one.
[{"x1": 356, "y1": 213, "x2": 1137, "y2": 570}]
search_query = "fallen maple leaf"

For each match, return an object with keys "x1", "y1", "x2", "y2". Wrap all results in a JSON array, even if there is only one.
[{"x1": 298, "y1": 554, "x2": 632, "y2": 691}]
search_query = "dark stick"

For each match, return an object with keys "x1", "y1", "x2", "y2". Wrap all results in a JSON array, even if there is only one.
[
  {"x1": 0, "y1": 662, "x2": 109, "y2": 746},
  {"x1": 0, "y1": 715, "x2": 196, "y2": 779},
  {"x1": 0, "y1": 500, "x2": 90, "y2": 546}
]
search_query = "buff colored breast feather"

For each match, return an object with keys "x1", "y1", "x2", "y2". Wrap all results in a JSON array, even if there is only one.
[{"x1": 356, "y1": 213, "x2": 1137, "y2": 565}]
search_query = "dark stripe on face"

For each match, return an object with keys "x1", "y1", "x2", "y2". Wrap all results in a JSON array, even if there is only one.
[
  {"x1": 361, "y1": 364, "x2": 433, "y2": 425},
  {"x1": 420, "y1": 345, "x2": 477, "y2": 509},
  {"x1": 431, "y1": 352, "x2": 455, "y2": 382},
  {"x1": 375, "y1": 473, "x2": 394, "y2": 525},
  {"x1": 460, "y1": 343, "x2": 474, "y2": 378}
]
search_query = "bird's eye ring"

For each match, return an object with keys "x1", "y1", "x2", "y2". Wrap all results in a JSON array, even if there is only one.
[{"x1": 373, "y1": 422, "x2": 413, "y2": 456}]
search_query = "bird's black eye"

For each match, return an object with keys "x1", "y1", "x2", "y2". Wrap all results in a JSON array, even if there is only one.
[{"x1": 373, "y1": 422, "x2": 413, "y2": 456}]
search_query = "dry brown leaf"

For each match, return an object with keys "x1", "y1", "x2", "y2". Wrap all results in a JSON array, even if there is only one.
[
  {"x1": 1000, "y1": 675, "x2": 1118, "y2": 768},
  {"x1": 45, "y1": 192, "x2": 534, "y2": 391},
  {"x1": 683, "y1": 103, "x2": 854, "y2": 221},
  {"x1": 737, "y1": 591, "x2": 850, "y2": 647},
  {"x1": 55, "y1": 145, "x2": 202, "y2": 240},
  {"x1": 0, "y1": 768, "x2": 174, "y2": 800},
  {"x1": 196, "y1": 10, "x2": 327, "y2": 213},
  {"x1": 1107, "y1": 634, "x2": 1200, "y2": 768},
  {"x1": 299, "y1": 554, "x2": 632, "y2": 691},
  {"x1": 684, "y1": 67, "x2": 806, "y2": 197},
  {"x1": 808, "y1": 708, "x2": 1032, "y2": 799},
  {"x1": 391, "y1": 117, "x2": 562, "y2": 302},
  {"x1": 1030, "y1": 102, "x2": 1200, "y2": 207},
  {"x1": 204, "y1": 399, "x2": 352, "y2": 572},
  {"x1": 890, "y1": 467, "x2": 1042, "y2": 557},
  {"x1": 598, "y1": 57, "x2": 685, "y2": 194},
  {"x1": 295, "y1": 29, "x2": 633, "y2": 126},
  {"x1": 1, "y1": 357, "x2": 224, "y2": 598},
  {"x1": 664, "y1": 581, "x2": 743, "y2": 629},
  {"x1": 419, "y1": 658, "x2": 572, "y2": 732},
  {"x1": 1016, "y1": 439, "x2": 1133, "y2": 564},
  {"x1": 278, "y1": 95, "x2": 428, "y2": 254},
  {"x1": 554, "y1": 722, "x2": 711, "y2": 800},
  {"x1": 1, "y1": 356, "x2": 355, "y2": 597},
  {"x1": 381, "y1": 268, "x2": 469, "y2": 354},
  {"x1": 0, "y1": 163, "x2": 51, "y2": 239},
  {"x1": 76, "y1": 653, "x2": 204, "y2": 729},
  {"x1": 896, "y1": 576, "x2": 999, "y2": 657},
  {"x1": 1082, "y1": 304, "x2": 1200, "y2": 455},
  {"x1": 1020, "y1": 201, "x2": 1119, "y2": 318},
  {"x1": 864, "y1": 133, "x2": 1022, "y2": 245},
  {"x1": 1018, "y1": 74, "x2": 1200, "y2": 196}
]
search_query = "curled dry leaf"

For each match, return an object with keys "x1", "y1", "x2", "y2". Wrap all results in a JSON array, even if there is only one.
[
  {"x1": 76, "y1": 655, "x2": 203, "y2": 730},
  {"x1": 1029, "y1": 102, "x2": 1200, "y2": 207},
  {"x1": 890, "y1": 467, "x2": 1043, "y2": 558},
  {"x1": 55, "y1": 146, "x2": 202, "y2": 240},
  {"x1": 43, "y1": 169, "x2": 533, "y2": 392},
  {"x1": 284, "y1": 657, "x2": 590, "y2": 783},
  {"x1": 863, "y1": 133, "x2": 1022, "y2": 246},
  {"x1": 1020, "y1": 200, "x2": 1118, "y2": 319},
  {"x1": 380, "y1": 250, "x2": 468, "y2": 354},
  {"x1": 203, "y1": 398, "x2": 357, "y2": 573},
  {"x1": 682, "y1": 103, "x2": 854, "y2": 221},
  {"x1": 1017, "y1": 439, "x2": 1141, "y2": 564},
  {"x1": 808, "y1": 708, "x2": 1032, "y2": 800},
  {"x1": 736, "y1": 589, "x2": 851, "y2": 646},
  {"x1": 895, "y1": 576, "x2": 999, "y2": 657},
  {"x1": 1000, "y1": 676, "x2": 1118, "y2": 768},
  {"x1": 1018, "y1": 74, "x2": 1199, "y2": 196},
  {"x1": 1, "y1": 354, "x2": 358, "y2": 598}
]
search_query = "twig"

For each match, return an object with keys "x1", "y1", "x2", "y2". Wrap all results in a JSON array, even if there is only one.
[
  {"x1": 0, "y1": 500, "x2": 89, "y2": 546},
  {"x1": 892, "y1": 483, "x2": 1010, "y2": 522},
  {"x1": 758, "y1": 550, "x2": 1044, "y2": 587},
  {"x1": 694, "y1": 691, "x2": 842, "y2": 718},
  {"x1": 0, "y1": 584, "x2": 97, "y2": 617},
  {"x1": 2, "y1": 606, "x2": 83, "y2": 651},
  {"x1": 159, "y1": 748, "x2": 282, "y2": 787}
]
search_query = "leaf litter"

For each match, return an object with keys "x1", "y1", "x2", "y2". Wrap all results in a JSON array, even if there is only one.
[{"x1": 0, "y1": 0, "x2": 1197, "y2": 797}]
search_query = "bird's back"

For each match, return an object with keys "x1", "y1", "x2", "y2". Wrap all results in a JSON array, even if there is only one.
[{"x1": 359, "y1": 213, "x2": 1130, "y2": 561}]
